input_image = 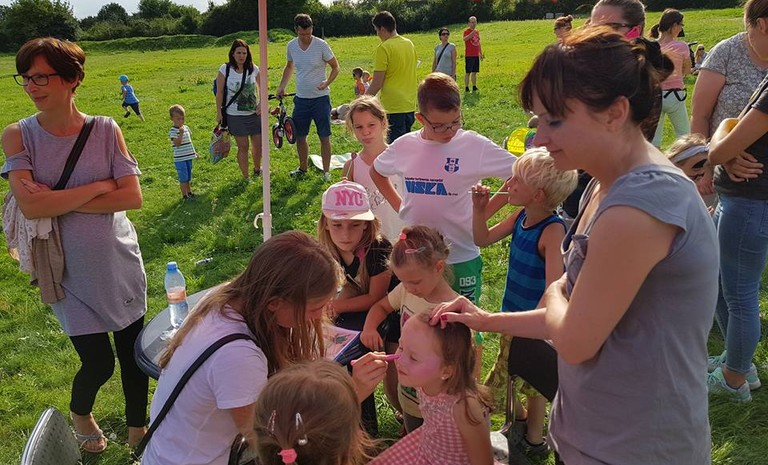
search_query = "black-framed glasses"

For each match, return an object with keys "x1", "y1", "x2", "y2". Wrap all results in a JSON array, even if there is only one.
[
  {"x1": 440, "y1": 32, "x2": 450, "y2": 36},
  {"x1": 14, "y1": 73, "x2": 60, "y2": 86},
  {"x1": 421, "y1": 113, "x2": 463, "y2": 133}
]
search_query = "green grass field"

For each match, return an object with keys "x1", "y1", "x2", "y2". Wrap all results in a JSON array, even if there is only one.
[{"x1": 1, "y1": 7, "x2": 767, "y2": 464}]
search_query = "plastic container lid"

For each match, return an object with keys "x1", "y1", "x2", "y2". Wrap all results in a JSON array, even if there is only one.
[{"x1": 166, "y1": 261, "x2": 178, "y2": 271}]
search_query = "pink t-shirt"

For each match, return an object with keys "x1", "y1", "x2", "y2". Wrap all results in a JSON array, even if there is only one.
[{"x1": 660, "y1": 40, "x2": 689, "y2": 90}]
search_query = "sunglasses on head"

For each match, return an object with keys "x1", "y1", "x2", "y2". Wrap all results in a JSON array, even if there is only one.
[{"x1": 691, "y1": 159, "x2": 707, "y2": 170}]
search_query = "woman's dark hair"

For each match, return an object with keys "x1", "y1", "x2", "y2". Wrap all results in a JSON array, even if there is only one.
[
  {"x1": 438, "y1": 26, "x2": 450, "y2": 36},
  {"x1": 657, "y1": 8, "x2": 683, "y2": 33},
  {"x1": 228, "y1": 38, "x2": 254, "y2": 73},
  {"x1": 520, "y1": 27, "x2": 673, "y2": 125},
  {"x1": 745, "y1": 0, "x2": 768, "y2": 26},
  {"x1": 16, "y1": 37, "x2": 85, "y2": 89}
]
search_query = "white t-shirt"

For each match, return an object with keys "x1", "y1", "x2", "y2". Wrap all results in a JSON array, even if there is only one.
[
  {"x1": 351, "y1": 154, "x2": 405, "y2": 241},
  {"x1": 286, "y1": 36, "x2": 335, "y2": 99},
  {"x1": 219, "y1": 63, "x2": 259, "y2": 117},
  {"x1": 374, "y1": 129, "x2": 516, "y2": 264},
  {"x1": 142, "y1": 305, "x2": 267, "y2": 465}
]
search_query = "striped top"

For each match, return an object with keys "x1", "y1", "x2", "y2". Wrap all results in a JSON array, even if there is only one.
[
  {"x1": 501, "y1": 210, "x2": 564, "y2": 312},
  {"x1": 169, "y1": 125, "x2": 197, "y2": 162},
  {"x1": 286, "y1": 36, "x2": 334, "y2": 99}
]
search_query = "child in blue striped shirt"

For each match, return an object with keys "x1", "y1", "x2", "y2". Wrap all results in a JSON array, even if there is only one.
[
  {"x1": 472, "y1": 147, "x2": 577, "y2": 457},
  {"x1": 169, "y1": 104, "x2": 198, "y2": 200}
]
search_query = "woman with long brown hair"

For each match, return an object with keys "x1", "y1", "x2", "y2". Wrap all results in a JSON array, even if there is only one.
[{"x1": 142, "y1": 231, "x2": 388, "y2": 465}]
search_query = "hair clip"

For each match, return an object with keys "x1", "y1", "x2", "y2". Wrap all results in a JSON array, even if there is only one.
[
  {"x1": 295, "y1": 413, "x2": 308, "y2": 446},
  {"x1": 268, "y1": 410, "x2": 277, "y2": 436},
  {"x1": 399, "y1": 232, "x2": 407, "y2": 241},
  {"x1": 405, "y1": 247, "x2": 426, "y2": 254},
  {"x1": 278, "y1": 448, "x2": 298, "y2": 464}
]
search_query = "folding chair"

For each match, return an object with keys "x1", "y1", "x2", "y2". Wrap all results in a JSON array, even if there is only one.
[{"x1": 20, "y1": 407, "x2": 81, "y2": 465}]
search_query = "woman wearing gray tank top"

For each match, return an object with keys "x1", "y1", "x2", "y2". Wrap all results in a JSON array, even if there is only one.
[
  {"x1": 2, "y1": 38, "x2": 147, "y2": 453},
  {"x1": 432, "y1": 28, "x2": 718, "y2": 465}
]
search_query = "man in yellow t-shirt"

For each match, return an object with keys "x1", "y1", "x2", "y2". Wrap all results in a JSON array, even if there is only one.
[{"x1": 366, "y1": 11, "x2": 417, "y2": 143}]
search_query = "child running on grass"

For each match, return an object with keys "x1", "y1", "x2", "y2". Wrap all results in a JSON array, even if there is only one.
[
  {"x1": 369, "y1": 313, "x2": 499, "y2": 465},
  {"x1": 473, "y1": 147, "x2": 577, "y2": 457},
  {"x1": 168, "y1": 104, "x2": 198, "y2": 200},
  {"x1": 119, "y1": 74, "x2": 144, "y2": 121},
  {"x1": 342, "y1": 95, "x2": 404, "y2": 241},
  {"x1": 370, "y1": 73, "x2": 516, "y2": 303}
]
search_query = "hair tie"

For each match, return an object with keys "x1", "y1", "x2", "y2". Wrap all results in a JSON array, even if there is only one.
[
  {"x1": 278, "y1": 448, "x2": 298, "y2": 464},
  {"x1": 405, "y1": 247, "x2": 426, "y2": 254},
  {"x1": 399, "y1": 232, "x2": 407, "y2": 241}
]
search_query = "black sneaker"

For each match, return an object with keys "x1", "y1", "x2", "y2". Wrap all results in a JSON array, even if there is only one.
[
  {"x1": 124, "y1": 111, "x2": 131, "y2": 118},
  {"x1": 465, "y1": 86, "x2": 470, "y2": 92},
  {"x1": 289, "y1": 168, "x2": 307, "y2": 177},
  {"x1": 473, "y1": 86, "x2": 478, "y2": 92},
  {"x1": 518, "y1": 438, "x2": 550, "y2": 458},
  {"x1": 253, "y1": 169, "x2": 262, "y2": 177}
]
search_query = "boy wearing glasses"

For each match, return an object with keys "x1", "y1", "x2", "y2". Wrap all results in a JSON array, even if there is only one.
[{"x1": 370, "y1": 73, "x2": 515, "y2": 302}]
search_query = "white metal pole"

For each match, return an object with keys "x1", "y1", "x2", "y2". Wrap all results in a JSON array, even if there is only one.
[{"x1": 258, "y1": 0, "x2": 272, "y2": 240}]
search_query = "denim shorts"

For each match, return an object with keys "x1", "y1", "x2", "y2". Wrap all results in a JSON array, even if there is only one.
[
  {"x1": 174, "y1": 160, "x2": 193, "y2": 183},
  {"x1": 292, "y1": 95, "x2": 332, "y2": 138}
]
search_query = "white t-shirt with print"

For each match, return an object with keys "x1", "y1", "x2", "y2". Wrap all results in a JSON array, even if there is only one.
[
  {"x1": 374, "y1": 129, "x2": 516, "y2": 264},
  {"x1": 142, "y1": 305, "x2": 267, "y2": 465},
  {"x1": 286, "y1": 36, "x2": 335, "y2": 99},
  {"x1": 219, "y1": 63, "x2": 259, "y2": 117}
]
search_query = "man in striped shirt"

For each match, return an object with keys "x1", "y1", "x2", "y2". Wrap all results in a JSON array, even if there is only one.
[{"x1": 277, "y1": 13, "x2": 340, "y2": 181}]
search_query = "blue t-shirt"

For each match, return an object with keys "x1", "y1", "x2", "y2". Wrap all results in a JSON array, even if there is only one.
[
  {"x1": 121, "y1": 84, "x2": 139, "y2": 104},
  {"x1": 501, "y1": 210, "x2": 564, "y2": 312}
]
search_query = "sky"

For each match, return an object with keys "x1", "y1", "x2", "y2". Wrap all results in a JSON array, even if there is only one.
[{"x1": 0, "y1": 0, "x2": 333, "y2": 19}]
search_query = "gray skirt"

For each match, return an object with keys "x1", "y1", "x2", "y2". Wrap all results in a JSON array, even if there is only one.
[{"x1": 227, "y1": 113, "x2": 261, "y2": 136}]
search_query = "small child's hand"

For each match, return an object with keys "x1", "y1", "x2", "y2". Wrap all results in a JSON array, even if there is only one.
[
  {"x1": 471, "y1": 182, "x2": 490, "y2": 209},
  {"x1": 360, "y1": 329, "x2": 384, "y2": 352}
]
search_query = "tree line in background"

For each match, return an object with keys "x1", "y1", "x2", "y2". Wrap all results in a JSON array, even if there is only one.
[{"x1": 0, "y1": 0, "x2": 740, "y2": 53}]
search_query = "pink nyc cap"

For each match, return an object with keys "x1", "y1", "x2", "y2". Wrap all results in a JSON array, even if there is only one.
[{"x1": 322, "y1": 180, "x2": 375, "y2": 221}]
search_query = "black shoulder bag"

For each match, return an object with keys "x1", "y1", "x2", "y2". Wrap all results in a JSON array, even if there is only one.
[
  {"x1": 54, "y1": 116, "x2": 95, "y2": 190},
  {"x1": 436, "y1": 43, "x2": 450, "y2": 72},
  {"x1": 132, "y1": 333, "x2": 255, "y2": 460},
  {"x1": 220, "y1": 65, "x2": 250, "y2": 130}
]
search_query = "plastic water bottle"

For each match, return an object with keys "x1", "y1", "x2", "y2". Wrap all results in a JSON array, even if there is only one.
[{"x1": 164, "y1": 262, "x2": 189, "y2": 329}]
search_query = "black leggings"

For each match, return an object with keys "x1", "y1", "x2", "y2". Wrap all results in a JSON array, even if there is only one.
[
  {"x1": 69, "y1": 317, "x2": 148, "y2": 427},
  {"x1": 508, "y1": 337, "x2": 565, "y2": 465}
]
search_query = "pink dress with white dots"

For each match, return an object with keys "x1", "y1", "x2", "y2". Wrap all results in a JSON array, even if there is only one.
[{"x1": 370, "y1": 389, "x2": 500, "y2": 465}]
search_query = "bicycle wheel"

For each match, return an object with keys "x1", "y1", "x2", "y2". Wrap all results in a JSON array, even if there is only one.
[
  {"x1": 284, "y1": 117, "x2": 297, "y2": 144},
  {"x1": 272, "y1": 124, "x2": 283, "y2": 149}
]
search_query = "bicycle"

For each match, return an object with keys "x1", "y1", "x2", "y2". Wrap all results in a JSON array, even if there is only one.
[{"x1": 267, "y1": 93, "x2": 297, "y2": 149}]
